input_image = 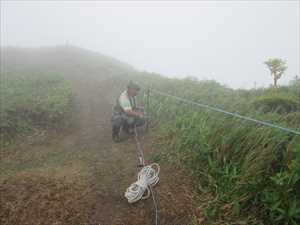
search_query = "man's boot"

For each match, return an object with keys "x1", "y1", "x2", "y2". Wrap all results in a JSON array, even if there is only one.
[{"x1": 112, "y1": 125, "x2": 121, "y2": 142}]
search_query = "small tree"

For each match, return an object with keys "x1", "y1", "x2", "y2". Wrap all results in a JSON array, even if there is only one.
[{"x1": 264, "y1": 58, "x2": 287, "y2": 88}]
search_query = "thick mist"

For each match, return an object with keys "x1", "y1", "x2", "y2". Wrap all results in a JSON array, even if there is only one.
[{"x1": 1, "y1": 1, "x2": 299, "y2": 89}]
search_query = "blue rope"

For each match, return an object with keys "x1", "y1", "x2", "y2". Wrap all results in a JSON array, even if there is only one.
[{"x1": 151, "y1": 89, "x2": 300, "y2": 135}]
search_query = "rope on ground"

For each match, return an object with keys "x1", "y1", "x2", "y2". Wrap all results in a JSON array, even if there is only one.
[
  {"x1": 124, "y1": 163, "x2": 160, "y2": 203},
  {"x1": 124, "y1": 125, "x2": 160, "y2": 225},
  {"x1": 151, "y1": 88, "x2": 300, "y2": 135}
]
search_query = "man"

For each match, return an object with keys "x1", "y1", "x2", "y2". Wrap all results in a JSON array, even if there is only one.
[{"x1": 111, "y1": 81, "x2": 145, "y2": 142}]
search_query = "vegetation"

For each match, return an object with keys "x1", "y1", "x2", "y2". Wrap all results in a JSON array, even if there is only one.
[
  {"x1": 253, "y1": 91, "x2": 299, "y2": 114},
  {"x1": 1, "y1": 46, "x2": 299, "y2": 224},
  {"x1": 0, "y1": 72, "x2": 73, "y2": 144},
  {"x1": 264, "y1": 58, "x2": 287, "y2": 88},
  {"x1": 135, "y1": 74, "x2": 300, "y2": 224},
  {"x1": 0, "y1": 45, "x2": 135, "y2": 144}
]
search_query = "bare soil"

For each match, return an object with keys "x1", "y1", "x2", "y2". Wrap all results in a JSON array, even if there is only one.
[{"x1": 0, "y1": 76, "x2": 199, "y2": 225}]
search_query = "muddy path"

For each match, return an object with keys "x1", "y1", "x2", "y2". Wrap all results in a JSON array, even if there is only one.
[{"x1": 0, "y1": 76, "x2": 198, "y2": 225}]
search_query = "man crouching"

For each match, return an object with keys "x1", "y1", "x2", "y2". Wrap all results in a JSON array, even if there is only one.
[{"x1": 111, "y1": 81, "x2": 145, "y2": 142}]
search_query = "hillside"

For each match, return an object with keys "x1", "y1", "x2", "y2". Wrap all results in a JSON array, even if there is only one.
[
  {"x1": 1, "y1": 45, "x2": 135, "y2": 79},
  {"x1": 0, "y1": 46, "x2": 198, "y2": 225},
  {"x1": 1, "y1": 46, "x2": 299, "y2": 225}
]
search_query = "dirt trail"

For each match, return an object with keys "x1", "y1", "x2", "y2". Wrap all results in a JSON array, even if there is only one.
[{"x1": 0, "y1": 76, "x2": 198, "y2": 225}]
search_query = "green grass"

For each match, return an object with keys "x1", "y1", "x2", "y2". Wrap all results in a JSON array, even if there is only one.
[
  {"x1": 0, "y1": 72, "x2": 73, "y2": 144},
  {"x1": 253, "y1": 91, "x2": 300, "y2": 114},
  {"x1": 133, "y1": 74, "x2": 300, "y2": 224}
]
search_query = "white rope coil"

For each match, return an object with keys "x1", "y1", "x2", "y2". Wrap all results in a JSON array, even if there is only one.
[{"x1": 125, "y1": 163, "x2": 160, "y2": 203}]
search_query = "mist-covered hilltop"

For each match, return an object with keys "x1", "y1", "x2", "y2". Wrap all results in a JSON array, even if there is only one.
[{"x1": 1, "y1": 45, "x2": 135, "y2": 78}]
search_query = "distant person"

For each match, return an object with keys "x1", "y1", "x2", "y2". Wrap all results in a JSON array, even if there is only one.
[{"x1": 111, "y1": 81, "x2": 145, "y2": 142}]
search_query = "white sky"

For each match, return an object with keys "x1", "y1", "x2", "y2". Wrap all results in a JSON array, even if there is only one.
[{"x1": 1, "y1": 1, "x2": 299, "y2": 89}]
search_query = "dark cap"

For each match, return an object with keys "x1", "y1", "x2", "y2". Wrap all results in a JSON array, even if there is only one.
[{"x1": 127, "y1": 81, "x2": 140, "y2": 91}]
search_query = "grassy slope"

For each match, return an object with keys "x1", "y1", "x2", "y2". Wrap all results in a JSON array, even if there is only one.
[
  {"x1": 0, "y1": 45, "x2": 136, "y2": 144},
  {"x1": 1, "y1": 46, "x2": 299, "y2": 224},
  {"x1": 132, "y1": 74, "x2": 300, "y2": 224},
  {"x1": 0, "y1": 47, "x2": 199, "y2": 225}
]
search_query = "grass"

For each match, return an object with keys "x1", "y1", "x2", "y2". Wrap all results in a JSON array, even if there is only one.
[
  {"x1": 0, "y1": 72, "x2": 73, "y2": 145},
  {"x1": 1, "y1": 45, "x2": 299, "y2": 224},
  {"x1": 133, "y1": 73, "x2": 300, "y2": 224}
]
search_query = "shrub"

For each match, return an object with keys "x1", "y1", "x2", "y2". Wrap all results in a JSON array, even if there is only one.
[{"x1": 252, "y1": 92, "x2": 299, "y2": 114}]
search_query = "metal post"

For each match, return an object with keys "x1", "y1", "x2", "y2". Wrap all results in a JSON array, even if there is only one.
[{"x1": 146, "y1": 87, "x2": 150, "y2": 132}]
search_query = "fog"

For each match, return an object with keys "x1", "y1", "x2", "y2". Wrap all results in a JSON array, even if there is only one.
[{"x1": 1, "y1": 1, "x2": 299, "y2": 89}]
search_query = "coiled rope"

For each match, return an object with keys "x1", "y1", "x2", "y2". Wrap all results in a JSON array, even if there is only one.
[
  {"x1": 125, "y1": 163, "x2": 160, "y2": 203},
  {"x1": 124, "y1": 125, "x2": 160, "y2": 225}
]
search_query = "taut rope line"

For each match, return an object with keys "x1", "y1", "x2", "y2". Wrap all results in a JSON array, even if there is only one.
[{"x1": 151, "y1": 89, "x2": 300, "y2": 135}]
